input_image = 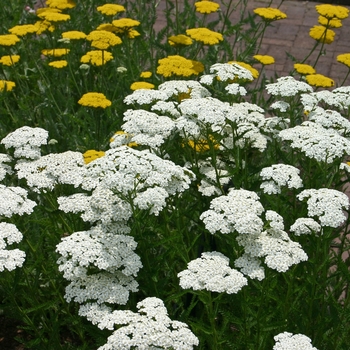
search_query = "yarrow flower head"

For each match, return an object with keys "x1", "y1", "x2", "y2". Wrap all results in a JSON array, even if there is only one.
[
  {"x1": 273, "y1": 332, "x2": 318, "y2": 350},
  {"x1": 315, "y1": 4, "x2": 349, "y2": 20},
  {"x1": 290, "y1": 218, "x2": 322, "y2": 236},
  {"x1": 62, "y1": 30, "x2": 87, "y2": 40},
  {"x1": 178, "y1": 251, "x2": 248, "y2": 294},
  {"x1": 266, "y1": 76, "x2": 313, "y2": 97},
  {"x1": 194, "y1": 1, "x2": 220, "y2": 14},
  {"x1": 130, "y1": 81, "x2": 155, "y2": 90},
  {"x1": 81, "y1": 50, "x2": 113, "y2": 66},
  {"x1": 97, "y1": 4, "x2": 126, "y2": 16},
  {"x1": 46, "y1": 0, "x2": 76, "y2": 9},
  {"x1": 86, "y1": 30, "x2": 122, "y2": 50},
  {"x1": 186, "y1": 27, "x2": 223, "y2": 45},
  {"x1": 48, "y1": 60, "x2": 68, "y2": 68},
  {"x1": 200, "y1": 62, "x2": 253, "y2": 83},
  {"x1": 294, "y1": 63, "x2": 316, "y2": 75},
  {"x1": 297, "y1": 188, "x2": 349, "y2": 228},
  {"x1": 253, "y1": 54, "x2": 275, "y2": 65},
  {"x1": 168, "y1": 34, "x2": 193, "y2": 46},
  {"x1": 254, "y1": 7, "x2": 287, "y2": 21},
  {"x1": 157, "y1": 55, "x2": 204, "y2": 78},
  {"x1": 306, "y1": 74, "x2": 334, "y2": 88},
  {"x1": 0, "y1": 55, "x2": 20, "y2": 66},
  {"x1": 42, "y1": 48, "x2": 70, "y2": 57},
  {"x1": 0, "y1": 34, "x2": 20, "y2": 46},
  {"x1": 8, "y1": 24, "x2": 37, "y2": 36},
  {"x1": 337, "y1": 53, "x2": 350, "y2": 68},
  {"x1": 0, "y1": 80, "x2": 15, "y2": 92},
  {"x1": 1, "y1": 126, "x2": 48, "y2": 159},
  {"x1": 78, "y1": 92, "x2": 112, "y2": 108},
  {"x1": 309, "y1": 25, "x2": 335, "y2": 44},
  {"x1": 83, "y1": 150, "x2": 105, "y2": 164}
]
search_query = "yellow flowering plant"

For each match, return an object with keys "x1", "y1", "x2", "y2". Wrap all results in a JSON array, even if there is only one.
[
  {"x1": 194, "y1": 1, "x2": 220, "y2": 14},
  {"x1": 78, "y1": 92, "x2": 111, "y2": 108},
  {"x1": 306, "y1": 73, "x2": 335, "y2": 88},
  {"x1": 97, "y1": 4, "x2": 125, "y2": 16},
  {"x1": 0, "y1": 55, "x2": 20, "y2": 66}
]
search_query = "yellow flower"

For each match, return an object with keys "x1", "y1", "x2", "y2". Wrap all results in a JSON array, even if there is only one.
[
  {"x1": 46, "y1": 0, "x2": 76, "y2": 9},
  {"x1": 306, "y1": 74, "x2": 334, "y2": 88},
  {"x1": 0, "y1": 55, "x2": 20, "y2": 66},
  {"x1": 34, "y1": 20, "x2": 55, "y2": 35},
  {"x1": 186, "y1": 27, "x2": 223, "y2": 45},
  {"x1": 254, "y1": 7, "x2": 287, "y2": 21},
  {"x1": 337, "y1": 53, "x2": 350, "y2": 68},
  {"x1": 110, "y1": 131, "x2": 138, "y2": 147},
  {"x1": 315, "y1": 4, "x2": 349, "y2": 20},
  {"x1": 48, "y1": 60, "x2": 68, "y2": 68},
  {"x1": 140, "y1": 71, "x2": 152, "y2": 78},
  {"x1": 36, "y1": 7, "x2": 62, "y2": 15},
  {"x1": 96, "y1": 23, "x2": 118, "y2": 32},
  {"x1": 97, "y1": 4, "x2": 125, "y2": 16},
  {"x1": 318, "y1": 15, "x2": 342, "y2": 28},
  {"x1": 253, "y1": 54, "x2": 275, "y2": 65},
  {"x1": 86, "y1": 30, "x2": 122, "y2": 50},
  {"x1": 309, "y1": 25, "x2": 335, "y2": 44},
  {"x1": 83, "y1": 150, "x2": 105, "y2": 164},
  {"x1": 0, "y1": 80, "x2": 15, "y2": 91},
  {"x1": 78, "y1": 92, "x2": 112, "y2": 108},
  {"x1": 130, "y1": 81, "x2": 155, "y2": 90},
  {"x1": 112, "y1": 18, "x2": 140, "y2": 29},
  {"x1": 187, "y1": 135, "x2": 219, "y2": 152},
  {"x1": 168, "y1": 34, "x2": 193, "y2": 46},
  {"x1": 294, "y1": 63, "x2": 316, "y2": 75},
  {"x1": 41, "y1": 48, "x2": 70, "y2": 57},
  {"x1": 157, "y1": 55, "x2": 204, "y2": 77},
  {"x1": 62, "y1": 31, "x2": 86, "y2": 40},
  {"x1": 37, "y1": 12, "x2": 71, "y2": 22},
  {"x1": 194, "y1": 1, "x2": 220, "y2": 14},
  {"x1": 229, "y1": 61, "x2": 259, "y2": 79},
  {"x1": 8, "y1": 24, "x2": 37, "y2": 36},
  {"x1": 127, "y1": 29, "x2": 141, "y2": 39},
  {"x1": 80, "y1": 50, "x2": 113, "y2": 66},
  {"x1": 0, "y1": 34, "x2": 20, "y2": 46}
]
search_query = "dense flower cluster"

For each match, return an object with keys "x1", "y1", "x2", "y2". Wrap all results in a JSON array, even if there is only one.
[{"x1": 273, "y1": 332, "x2": 318, "y2": 350}]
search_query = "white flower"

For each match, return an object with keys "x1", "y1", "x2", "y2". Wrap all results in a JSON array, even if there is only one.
[
  {"x1": 297, "y1": 188, "x2": 349, "y2": 228},
  {"x1": 233, "y1": 123, "x2": 267, "y2": 152},
  {"x1": 0, "y1": 222, "x2": 26, "y2": 271},
  {"x1": 200, "y1": 189, "x2": 264, "y2": 235},
  {"x1": 122, "y1": 109, "x2": 176, "y2": 148},
  {"x1": 0, "y1": 154, "x2": 13, "y2": 181},
  {"x1": 178, "y1": 251, "x2": 248, "y2": 294},
  {"x1": 134, "y1": 187, "x2": 169, "y2": 215},
  {"x1": 124, "y1": 89, "x2": 169, "y2": 105},
  {"x1": 199, "y1": 74, "x2": 215, "y2": 85},
  {"x1": 279, "y1": 121, "x2": 350, "y2": 163},
  {"x1": 1, "y1": 126, "x2": 49, "y2": 159},
  {"x1": 208, "y1": 63, "x2": 253, "y2": 82},
  {"x1": 225, "y1": 83, "x2": 247, "y2": 96},
  {"x1": 273, "y1": 332, "x2": 318, "y2": 350},
  {"x1": 151, "y1": 101, "x2": 181, "y2": 118},
  {"x1": 158, "y1": 80, "x2": 211, "y2": 99},
  {"x1": 301, "y1": 89, "x2": 350, "y2": 112},
  {"x1": 290, "y1": 218, "x2": 321, "y2": 235},
  {"x1": 234, "y1": 253, "x2": 265, "y2": 280},
  {"x1": 266, "y1": 76, "x2": 313, "y2": 97},
  {"x1": 15, "y1": 151, "x2": 86, "y2": 192},
  {"x1": 0, "y1": 185, "x2": 36, "y2": 217},
  {"x1": 265, "y1": 210, "x2": 284, "y2": 230},
  {"x1": 260, "y1": 164, "x2": 303, "y2": 194},
  {"x1": 270, "y1": 100, "x2": 290, "y2": 112}
]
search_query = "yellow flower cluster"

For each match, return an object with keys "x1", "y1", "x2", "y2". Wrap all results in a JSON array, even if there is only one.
[
  {"x1": 78, "y1": 92, "x2": 112, "y2": 108},
  {"x1": 318, "y1": 16, "x2": 342, "y2": 28},
  {"x1": 83, "y1": 150, "x2": 105, "y2": 164},
  {"x1": 168, "y1": 34, "x2": 193, "y2": 46},
  {"x1": 42, "y1": 48, "x2": 70, "y2": 57},
  {"x1": 309, "y1": 25, "x2": 335, "y2": 44},
  {"x1": 8, "y1": 24, "x2": 38, "y2": 36},
  {"x1": 130, "y1": 82, "x2": 155, "y2": 90},
  {"x1": 0, "y1": 34, "x2": 20, "y2": 46},
  {"x1": 46, "y1": 0, "x2": 76, "y2": 10},
  {"x1": 194, "y1": 1, "x2": 220, "y2": 14},
  {"x1": 37, "y1": 11, "x2": 71, "y2": 23},
  {"x1": 337, "y1": 53, "x2": 350, "y2": 68},
  {"x1": 315, "y1": 4, "x2": 349, "y2": 20},
  {"x1": 229, "y1": 61, "x2": 259, "y2": 79},
  {"x1": 140, "y1": 71, "x2": 152, "y2": 78},
  {"x1": 253, "y1": 55, "x2": 275, "y2": 65},
  {"x1": 187, "y1": 135, "x2": 219, "y2": 152},
  {"x1": 0, "y1": 80, "x2": 16, "y2": 92},
  {"x1": 306, "y1": 74, "x2": 334, "y2": 88},
  {"x1": 186, "y1": 27, "x2": 223, "y2": 45},
  {"x1": 254, "y1": 7, "x2": 287, "y2": 21},
  {"x1": 48, "y1": 60, "x2": 68, "y2": 69},
  {"x1": 97, "y1": 4, "x2": 125, "y2": 16},
  {"x1": 0, "y1": 55, "x2": 20, "y2": 66},
  {"x1": 157, "y1": 55, "x2": 204, "y2": 77},
  {"x1": 86, "y1": 30, "x2": 122, "y2": 50},
  {"x1": 80, "y1": 50, "x2": 113, "y2": 66},
  {"x1": 294, "y1": 63, "x2": 316, "y2": 75},
  {"x1": 62, "y1": 31, "x2": 87, "y2": 40}
]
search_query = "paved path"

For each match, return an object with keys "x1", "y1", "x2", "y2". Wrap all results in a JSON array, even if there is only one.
[{"x1": 155, "y1": 0, "x2": 350, "y2": 86}]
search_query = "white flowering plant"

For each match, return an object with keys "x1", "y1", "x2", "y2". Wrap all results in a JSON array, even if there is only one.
[{"x1": 1, "y1": 1, "x2": 350, "y2": 350}]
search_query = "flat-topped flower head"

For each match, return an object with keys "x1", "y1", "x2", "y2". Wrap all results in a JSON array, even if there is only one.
[
  {"x1": 42, "y1": 48, "x2": 70, "y2": 57},
  {"x1": 62, "y1": 30, "x2": 86, "y2": 40},
  {"x1": 195, "y1": 1, "x2": 220, "y2": 14},
  {"x1": 309, "y1": 25, "x2": 335, "y2": 44},
  {"x1": 306, "y1": 74, "x2": 334, "y2": 88},
  {"x1": 86, "y1": 30, "x2": 122, "y2": 50},
  {"x1": 37, "y1": 11, "x2": 71, "y2": 22},
  {"x1": 130, "y1": 81, "x2": 155, "y2": 91},
  {"x1": 168, "y1": 34, "x2": 193, "y2": 46},
  {"x1": 294, "y1": 63, "x2": 316, "y2": 75},
  {"x1": 229, "y1": 61, "x2": 259, "y2": 79},
  {"x1": 318, "y1": 15, "x2": 342, "y2": 28},
  {"x1": 202, "y1": 62, "x2": 253, "y2": 83},
  {"x1": 186, "y1": 27, "x2": 223, "y2": 45},
  {"x1": 83, "y1": 150, "x2": 105, "y2": 164},
  {"x1": 266, "y1": 76, "x2": 313, "y2": 97},
  {"x1": 80, "y1": 50, "x2": 113, "y2": 66},
  {"x1": 253, "y1": 54, "x2": 275, "y2": 65},
  {"x1": 48, "y1": 60, "x2": 68, "y2": 68},
  {"x1": 178, "y1": 251, "x2": 248, "y2": 294},
  {"x1": 0, "y1": 80, "x2": 15, "y2": 92},
  {"x1": 112, "y1": 18, "x2": 140, "y2": 29},
  {"x1": 97, "y1": 4, "x2": 125, "y2": 16},
  {"x1": 78, "y1": 92, "x2": 112, "y2": 108},
  {"x1": 157, "y1": 55, "x2": 204, "y2": 77},
  {"x1": 254, "y1": 7, "x2": 287, "y2": 21},
  {"x1": 8, "y1": 24, "x2": 37, "y2": 36},
  {"x1": 337, "y1": 53, "x2": 350, "y2": 68},
  {"x1": 46, "y1": 0, "x2": 76, "y2": 9},
  {"x1": 297, "y1": 188, "x2": 349, "y2": 228},
  {"x1": 1, "y1": 126, "x2": 48, "y2": 159},
  {"x1": 0, "y1": 55, "x2": 20, "y2": 66},
  {"x1": 0, "y1": 34, "x2": 20, "y2": 46},
  {"x1": 290, "y1": 218, "x2": 321, "y2": 236},
  {"x1": 315, "y1": 4, "x2": 349, "y2": 20},
  {"x1": 273, "y1": 332, "x2": 318, "y2": 350}
]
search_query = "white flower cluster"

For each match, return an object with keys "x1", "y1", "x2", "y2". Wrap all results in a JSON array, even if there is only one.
[
  {"x1": 201, "y1": 190, "x2": 308, "y2": 278},
  {"x1": 56, "y1": 225, "x2": 141, "y2": 305},
  {"x1": 270, "y1": 101, "x2": 290, "y2": 112},
  {"x1": 273, "y1": 332, "x2": 318, "y2": 350},
  {"x1": 260, "y1": 164, "x2": 303, "y2": 194},
  {"x1": 200, "y1": 63, "x2": 253, "y2": 83},
  {"x1": 0, "y1": 222, "x2": 26, "y2": 272},
  {"x1": 1, "y1": 126, "x2": 49, "y2": 159},
  {"x1": 279, "y1": 121, "x2": 350, "y2": 163},
  {"x1": 15, "y1": 151, "x2": 86, "y2": 192},
  {"x1": 79, "y1": 298, "x2": 199, "y2": 350},
  {"x1": 0, "y1": 154, "x2": 13, "y2": 181},
  {"x1": 266, "y1": 76, "x2": 313, "y2": 97},
  {"x1": 290, "y1": 218, "x2": 321, "y2": 236},
  {"x1": 297, "y1": 188, "x2": 349, "y2": 228},
  {"x1": 178, "y1": 251, "x2": 248, "y2": 294}
]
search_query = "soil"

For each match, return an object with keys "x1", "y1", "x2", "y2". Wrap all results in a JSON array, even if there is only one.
[{"x1": 0, "y1": 316, "x2": 26, "y2": 350}]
